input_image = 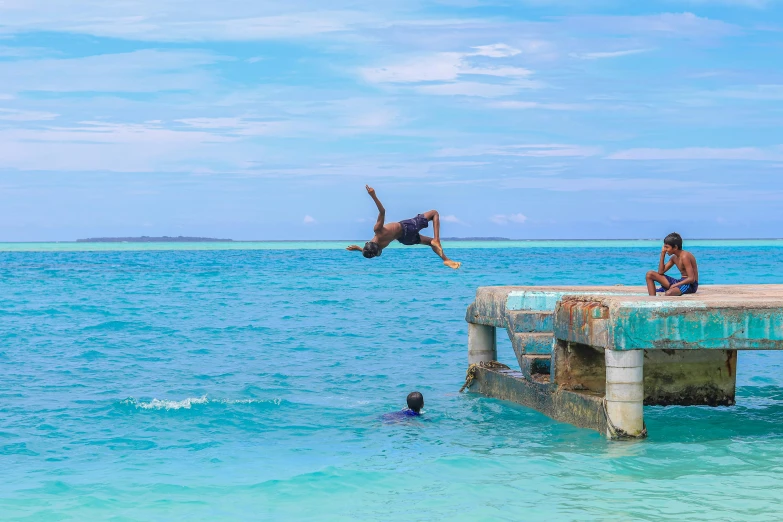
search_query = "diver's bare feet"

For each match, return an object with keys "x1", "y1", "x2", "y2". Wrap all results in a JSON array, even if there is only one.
[
  {"x1": 444, "y1": 260, "x2": 461, "y2": 269},
  {"x1": 431, "y1": 239, "x2": 444, "y2": 258}
]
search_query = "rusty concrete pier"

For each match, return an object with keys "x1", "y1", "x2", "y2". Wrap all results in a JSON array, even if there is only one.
[{"x1": 464, "y1": 285, "x2": 783, "y2": 439}]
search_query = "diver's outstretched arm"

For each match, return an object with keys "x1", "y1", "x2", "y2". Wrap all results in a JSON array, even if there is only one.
[{"x1": 366, "y1": 185, "x2": 385, "y2": 232}]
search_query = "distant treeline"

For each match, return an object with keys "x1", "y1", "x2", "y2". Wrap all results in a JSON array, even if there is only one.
[
  {"x1": 441, "y1": 237, "x2": 510, "y2": 241},
  {"x1": 77, "y1": 236, "x2": 233, "y2": 243}
]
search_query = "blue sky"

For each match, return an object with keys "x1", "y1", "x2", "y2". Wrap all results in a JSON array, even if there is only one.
[{"x1": 0, "y1": 1, "x2": 782, "y2": 240}]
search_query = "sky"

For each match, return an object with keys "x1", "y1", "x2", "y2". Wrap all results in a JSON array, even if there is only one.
[{"x1": 0, "y1": 1, "x2": 782, "y2": 241}]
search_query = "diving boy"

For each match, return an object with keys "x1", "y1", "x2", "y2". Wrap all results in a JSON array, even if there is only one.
[
  {"x1": 645, "y1": 232, "x2": 699, "y2": 296},
  {"x1": 346, "y1": 185, "x2": 461, "y2": 269}
]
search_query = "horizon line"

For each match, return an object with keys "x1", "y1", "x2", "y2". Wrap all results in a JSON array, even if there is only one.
[{"x1": 2, "y1": 237, "x2": 783, "y2": 244}]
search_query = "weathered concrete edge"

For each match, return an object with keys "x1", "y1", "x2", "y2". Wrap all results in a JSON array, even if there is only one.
[
  {"x1": 553, "y1": 295, "x2": 783, "y2": 350},
  {"x1": 470, "y1": 367, "x2": 608, "y2": 434},
  {"x1": 507, "y1": 290, "x2": 647, "y2": 312}
]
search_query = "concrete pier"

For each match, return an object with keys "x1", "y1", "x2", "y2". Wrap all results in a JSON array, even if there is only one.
[{"x1": 464, "y1": 285, "x2": 783, "y2": 439}]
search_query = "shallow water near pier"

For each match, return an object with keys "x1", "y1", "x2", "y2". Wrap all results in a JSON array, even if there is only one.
[{"x1": 2, "y1": 242, "x2": 783, "y2": 520}]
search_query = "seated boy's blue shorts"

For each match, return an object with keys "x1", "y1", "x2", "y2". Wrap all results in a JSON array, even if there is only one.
[{"x1": 656, "y1": 275, "x2": 698, "y2": 294}]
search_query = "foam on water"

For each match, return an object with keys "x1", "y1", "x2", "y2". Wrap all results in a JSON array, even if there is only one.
[
  {"x1": 121, "y1": 396, "x2": 283, "y2": 410},
  {"x1": 2, "y1": 243, "x2": 783, "y2": 520},
  {"x1": 123, "y1": 396, "x2": 209, "y2": 410}
]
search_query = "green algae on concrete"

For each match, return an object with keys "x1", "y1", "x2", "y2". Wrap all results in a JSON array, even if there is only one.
[{"x1": 554, "y1": 288, "x2": 783, "y2": 351}]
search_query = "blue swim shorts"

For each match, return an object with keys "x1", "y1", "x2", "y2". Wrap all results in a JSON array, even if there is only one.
[
  {"x1": 656, "y1": 275, "x2": 699, "y2": 294},
  {"x1": 398, "y1": 214, "x2": 429, "y2": 245}
]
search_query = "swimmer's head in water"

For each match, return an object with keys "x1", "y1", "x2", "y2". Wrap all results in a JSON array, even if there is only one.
[
  {"x1": 363, "y1": 241, "x2": 380, "y2": 258},
  {"x1": 407, "y1": 391, "x2": 424, "y2": 413}
]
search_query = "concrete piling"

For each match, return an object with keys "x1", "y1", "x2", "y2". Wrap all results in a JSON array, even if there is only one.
[
  {"x1": 604, "y1": 349, "x2": 645, "y2": 437},
  {"x1": 468, "y1": 323, "x2": 497, "y2": 364}
]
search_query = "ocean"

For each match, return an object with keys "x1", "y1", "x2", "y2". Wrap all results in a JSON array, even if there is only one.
[{"x1": 2, "y1": 241, "x2": 783, "y2": 520}]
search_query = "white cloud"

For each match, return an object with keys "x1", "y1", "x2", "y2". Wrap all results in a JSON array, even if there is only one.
[
  {"x1": 571, "y1": 48, "x2": 653, "y2": 60},
  {"x1": 441, "y1": 214, "x2": 465, "y2": 224},
  {"x1": 303, "y1": 215, "x2": 317, "y2": 224},
  {"x1": 0, "y1": 46, "x2": 52, "y2": 58},
  {"x1": 0, "y1": 2, "x2": 372, "y2": 41},
  {"x1": 636, "y1": 187, "x2": 783, "y2": 204},
  {"x1": 176, "y1": 117, "x2": 292, "y2": 136},
  {"x1": 415, "y1": 81, "x2": 524, "y2": 97},
  {"x1": 0, "y1": 121, "x2": 241, "y2": 171},
  {"x1": 459, "y1": 65, "x2": 533, "y2": 78},
  {"x1": 360, "y1": 43, "x2": 537, "y2": 98},
  {"x1": 607, "y1": 146, "x2": 783, "y2": 161},
  {"x1": 488, "y1": 101, "x2": 591, "y2": 111},
  {"x1": 0, "y1": 108, "x2": 58, "y2": 121},
  {"x1": 362, "y1": 53, "x2": 462, "y2": 84},
  {"x1": 0, "y1": 50, "x2": 221, "y2": 94},
  {"x1": 469, "y1": 43, "x2": 521, "y2": 58},
  {"x1": 7, "y1": 121, "x2": 233, "y2": 145},
  {"x1": 343, "y1": 107, "x2": 400, "y2": 129},
  {"x1": 675, "y1": 0, "x2": 773, "y2": 8},
  {"x1": 361, "y1": 50, "x2": 532, "y2": 84},
  {"x1": 500, "y1": 177, "x2": 717, "y2": 192},
  {"x1": 437, "y1": 143, "x2": 601, "y2": 158},
  {"x1": 710, "y1": 84, "x2": 783, "y2": 100},
  {"x1": 156, "y1": 14, "x2": 357, "y2": 41},
  {"x1": 0, "y1": 3, "x2": 741, "y2": 52},
  {"x1": 563, "y1": 13, "x2": 737, "y2": 38},
  {"x1": 491, "y1": 213, "x2": 528, "y2": 225}
]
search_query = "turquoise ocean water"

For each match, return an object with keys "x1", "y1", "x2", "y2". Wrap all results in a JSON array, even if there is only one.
[{"x1": 2, "y1": 241, "x2": 783, "y2": 520}]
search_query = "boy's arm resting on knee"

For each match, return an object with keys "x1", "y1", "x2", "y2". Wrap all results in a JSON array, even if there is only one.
[{"x1": 346, "y1": 245, "x2": 362, "y2": 252}]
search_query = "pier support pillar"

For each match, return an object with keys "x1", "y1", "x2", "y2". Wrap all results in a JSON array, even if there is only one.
[
  {"x1": 468, "y1": 323, "x2": 497, "y2": 364},
  {"x1": 605, "y1": 349, "x2": 645, "y2": 438}
]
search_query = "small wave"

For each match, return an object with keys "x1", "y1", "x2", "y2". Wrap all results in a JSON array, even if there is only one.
[
  {"x1": 123, "y1": 395, "x2": 208, "y2": 410},
  {"x1": 222, "y1": 398, "x2": 282, "y2": 405},
  {"x1": 121, "y1": 395, "x2": 281, "y2": 410}
]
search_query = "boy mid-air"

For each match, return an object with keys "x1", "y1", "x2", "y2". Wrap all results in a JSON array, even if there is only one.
[
  {"x1": 346, "y1": 185, "x2": 461, "y2": 269},
  {"x1": 645, "y1": 232, "x2": 699, "y2": 296}
]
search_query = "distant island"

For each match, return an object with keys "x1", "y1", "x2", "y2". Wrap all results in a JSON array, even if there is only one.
[
  {"x1": 77, "y1": 236, "x2": 233, "y2": 243},
  {"x1": 441, "y1": 237, "x2": 510, "y2": 241}
]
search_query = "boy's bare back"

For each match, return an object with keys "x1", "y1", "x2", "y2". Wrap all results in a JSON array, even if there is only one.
[{"x1": 371, "y1": 222, "x2": 402, "y2": 250}]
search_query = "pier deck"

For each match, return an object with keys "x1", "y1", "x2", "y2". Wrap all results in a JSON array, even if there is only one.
[{"x1": 464, "y1": 285, "x2": 783, "y2": 439}]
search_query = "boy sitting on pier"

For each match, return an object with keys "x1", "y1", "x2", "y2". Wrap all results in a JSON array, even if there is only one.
[
  {"x1": 645, "y1": 232, "x2": 699, "y2": 296},
  {"x1": 346, "y1": 185, "x2": 461, "y2": 269}
]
